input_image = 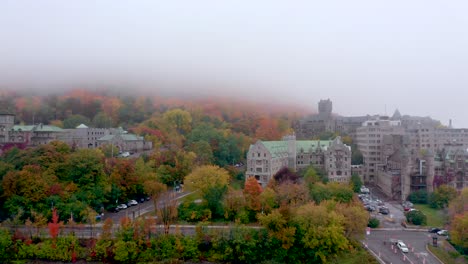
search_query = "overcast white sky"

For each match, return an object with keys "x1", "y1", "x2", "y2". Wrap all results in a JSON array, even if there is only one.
[{"x1": 1, "y1": 1, "x2": 467, "y2": 126}]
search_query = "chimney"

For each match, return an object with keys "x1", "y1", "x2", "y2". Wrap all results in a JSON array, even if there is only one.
[{"x1": 449, "y1": 119, "x2": 452, "y2": 128}]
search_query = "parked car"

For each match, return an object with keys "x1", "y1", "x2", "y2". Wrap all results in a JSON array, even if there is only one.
[
  {"x1": 397, "y1": 241, "x2": 409, "y2": 253},
  {"x1": 108, "y1": 206, "x2": 120, "y2": 213},
  {"x1": 379, "y1": 206, "x2": 390, "y2": 215},
  {"x1": 402, "y1": 201, "x2": 413, "y2": 208},
  {"x1": 428, "y1": 227, "x2": 441, "y2": 233},
  {"x1": 117, "y1": 204, "x2": 128, "y2": 210},
  {"x1": 127, "y1": 200, "x2": 138, "y2": 206},
  {"x1": 119, "y1": 152, "x2": 130, "y2": 158},
  {"x1": 437, "y1": 230, "x2": 449, "y2": 236}
]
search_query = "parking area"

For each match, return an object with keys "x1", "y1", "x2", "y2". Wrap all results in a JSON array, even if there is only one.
[{"x1": 365, "y1": 230, "x2": 442, "y2": 264}]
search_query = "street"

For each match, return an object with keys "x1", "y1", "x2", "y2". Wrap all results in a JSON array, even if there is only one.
[
  {"x1": 103, "y1": 191, "x2": 193, "y2": 223},
  {"x1": 365, "y1": 230, "x2": 442, "y2": 264}
]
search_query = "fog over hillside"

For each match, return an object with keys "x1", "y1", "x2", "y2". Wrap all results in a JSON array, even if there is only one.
[{"x1": 1, "y1": 1, "x2": 468, "y2": 126}]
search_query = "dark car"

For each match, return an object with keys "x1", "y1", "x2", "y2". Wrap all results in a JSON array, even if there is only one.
[
  {"x1": 428, "y1": 227, "x2": 441, "y2": 233},
  {"x1": 379, "y1": 206, "x2": 390, "y2": 215},
  {"x1": 108, "y1": 206, "x2": 120, "y2": 213}
]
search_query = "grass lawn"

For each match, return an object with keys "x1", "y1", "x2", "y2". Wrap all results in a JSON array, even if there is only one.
[
  {"x1": 414, "y1": 204, "x2": 447, "y2": 227},
  {"x1": 428, "y1": 244, "x2": 468, "y2": 264}
]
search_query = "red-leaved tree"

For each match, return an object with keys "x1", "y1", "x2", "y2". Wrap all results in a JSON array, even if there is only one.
[{"x1": 48, "y1": 208, "x2": 60, "y2": 243}]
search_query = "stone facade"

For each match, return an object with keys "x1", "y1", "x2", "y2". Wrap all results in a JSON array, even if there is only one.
[
  {"x1": 0, "y1": 114, "x2": 152, "y2": 153},
  {"x1": 356, "y1": 113, "x2": 468, "y2": 200},
  {"x1": 294, "y1": 99, "x2": 370, "y2": 139},
  {"x1": 246, "y1": 135, "x2": 351, "y2": 187}
]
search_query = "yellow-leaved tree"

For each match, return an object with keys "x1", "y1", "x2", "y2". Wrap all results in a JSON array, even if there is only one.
[{"x1": 184, "y1": 165, "x2": 230, "y2": 218}]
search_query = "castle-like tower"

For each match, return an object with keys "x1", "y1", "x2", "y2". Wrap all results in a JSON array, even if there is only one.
[
  {"x1": 318, "y1": 99, "x2": 333, "y2": 117},
  {"x1": 0, "y1": 113, "x2": 15, "y2": 143}
]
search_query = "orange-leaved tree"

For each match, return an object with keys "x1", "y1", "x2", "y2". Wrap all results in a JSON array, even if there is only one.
[{"x1": 244, "y1": 177, "x2": 263, "y2": 212}]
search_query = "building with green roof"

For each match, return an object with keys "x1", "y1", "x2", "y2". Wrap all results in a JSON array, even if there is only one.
[
  {"x1": 246, "y1": 134, "x2": 351, "y2": 187},
  {"x1": 0, "y1": 115, "x2": 152, "y2": 154}
]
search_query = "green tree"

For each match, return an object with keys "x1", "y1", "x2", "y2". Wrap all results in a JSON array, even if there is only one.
[
  {"x1": 163, "y1": 108, "x2": 193, "y2": 134},
  {"x1": 63, "y1": 114, "x2": 91, "y2": 129},
  {"x1": 406, "y1": 210, "x2": 427, "y2": 225},
  {"x1": 92, "y1": 112, "x2": 112, "y2": 128},
  {"x1": 350, "y1": 173, "x2": 363, "y2": 193},
  {"x1": 187, "y1": 140, "x2": 214, "y2": 165},
  {"x1": 429, "y1": 185, "x2": 458, "y2": 209},
  {"x1": 368, "y1": 218, "x2": 380, "y2": 228},
  {"x1": 293, "y1": 202, "x2": 350, "y2": 263},
  {"x1": 408, "y1": 189, "x2": 428, "y2": 204},
  {"x1": 0, "y1": 229, "x2": 13, "y2": 262}
]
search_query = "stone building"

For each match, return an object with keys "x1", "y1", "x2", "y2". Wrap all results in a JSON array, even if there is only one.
[
  {"x1": 355, "y1": 116, "x2": 405, "y2": 183},
  {"x1": 434, "y1": 143, "x2": 468, "y2": 190},
  {"x1": 0, "y1": 113, "x2": 152, "y2": 153},
  {"x1": 294, "y1": 99, "x2": 370, "y2": 139},
  {"x1": 356, "y1": 113, "x2": 468, "y2": 200},
  {"x1": 245, "y1": 135, "x2": 351, "y2": 187},
  {"x1": 0, "y1": 113, "x2": 65, "y2": 148}
]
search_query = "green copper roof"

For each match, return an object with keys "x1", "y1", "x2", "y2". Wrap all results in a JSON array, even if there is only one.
[
  {"x1": 12, "y1": 124, "x2": 64, "y2": 132},
  {"x1": 98, "y1": 134, "x2": 143, "y2": 141},
  {"x1": 296, "y1": 140, "x2": 331, "y2": 152},
  {"x1": 257, "y1": 140, "x2": 332, "y2": 158}
]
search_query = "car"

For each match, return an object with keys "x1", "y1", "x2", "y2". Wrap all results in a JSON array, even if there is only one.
[
  {"x1": 108, "y1": 206, "x2": 120, "y2": 213},
  {"x1": 379, "y1": 206, "x2": 390, "y2": 215},
  {"x1": 116, "y1": 204, "x2": 128, "y2": 210},
  {"x1": 402, "y1": 201, "x2": 413, "y2": 208},
  {"x1": 437, "y1": 230, "x2": 449, "y2": 236},
  {"x1": 127, "y1": 200, "x2": 138, "y2": 206},
  {"x1": 397, "y1": 241, "x2": 409, "y2": 253},
  {"x1": 119, "y1": 152, "x2": 130, "y2": 158},
  {"x1": 428, "y1": 227, "x2": 441, "y2": 233}
]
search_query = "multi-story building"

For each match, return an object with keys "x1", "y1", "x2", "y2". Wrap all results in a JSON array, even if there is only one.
[
  {"x1": 1, "y1": 113, "x2": 65, "y2": 147},
  {"x1": 246, "y1": 135, "x2": 351, "y2": 187},
  {"x1": 0, "y1": 113, "x2": 152, "y2": 153},
  {"x1": 355, "y1": 116, "x2": 405, "y2": 183},
  {"x1": 357, "y1": 113, "x2": 468, "y2": 200},
  {"x1": 434, "y1": 143, "x2": 468, "y2": 190}
]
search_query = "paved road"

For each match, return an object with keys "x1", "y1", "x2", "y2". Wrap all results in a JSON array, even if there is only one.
[
  {"x1": 365, "y1": 230, "x2": 442, "y2": 264},
  {"x1": 103, "y1": 191, "x2": 193, "y2": 223}
]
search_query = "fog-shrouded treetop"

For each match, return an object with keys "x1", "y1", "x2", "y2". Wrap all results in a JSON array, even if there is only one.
[{"x1": 1, "y1": 1, "x2": 468, "y2": 126}]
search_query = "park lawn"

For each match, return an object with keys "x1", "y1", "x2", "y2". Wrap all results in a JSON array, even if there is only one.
[{"x1": 414, "y1": 204, "x2": 446, "y2": 227}]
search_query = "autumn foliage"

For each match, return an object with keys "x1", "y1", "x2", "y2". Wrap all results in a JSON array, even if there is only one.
[
  {"x1": 48, "y1": 208, "x2": 60, "y2": 241},
  {"x1": 244, "y1": 177, "x2": 263, "y2": 211}
]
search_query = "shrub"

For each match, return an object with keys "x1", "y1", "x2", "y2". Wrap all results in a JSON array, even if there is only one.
[
  {"x1": 368, "y1": 218, "x2": 380, "y2": 228},
  {"x1": 408, "y1": 190, "x2": 428, "y2": 204},
  {"x1": 406, "y1": 210, "x2": 427, "y2": 225},
  {"x1": 0, "y1": 229, "x2": 14, "y2": 261}
]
